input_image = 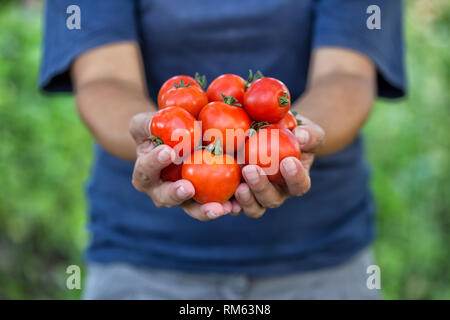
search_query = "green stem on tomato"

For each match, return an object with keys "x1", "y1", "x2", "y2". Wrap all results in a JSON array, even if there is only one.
[
  {"x1": 247, "y1": 128, "x2": 257, "y2": 137},
  {"x1": 174, "y1": 79, "x2": 192, "y2": 88},
  {"x1": 149, "y1": 135, "x2": 163, "y2": 146},
  {"x1": 251, "y1": 121, "x2": 273, "y2": 132},
  {"x1": 194, "y1": 72, "x2": 207, "y2": 90},
  {"x1": 220, "y1": 93, "x2": 242, "y2": 107},
  {"x1": 254, "y1": 70, "x2": 264, "y2": 81},
  {"x1": 204, "y1": 137, "x2": 223, "y2": 156},
  {"x1": 245, "y1": 69, "x2": 265, "y2": 91},
  {"x1": 213, "y1": 137, "x2": 223, "y2": 156},
  {"x1": 291, "y1": 110, "x2": 302, "y2": 125},
  {"x1": 245, "y1": 69, "x2": 254, "y2": 91},
  {"x1": 279, "y1": 91, "x2": 289, "y2": 107}
]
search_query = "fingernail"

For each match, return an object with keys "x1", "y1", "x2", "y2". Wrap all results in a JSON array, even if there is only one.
[
  {"x1": 295, "y1": 129, "x2": 310, "y2": 145},
  {"x1": 207, "y1": 211, "x2": 221, "y2": 219},
  {"x1": 282, "y1": 158, "x2": 297, "y2": 176},
  {"x1": 239, "y1": 187, "x2": 251, "y2": 202},
  {"x1": 158, "y1": 148, "x2": 172, "y2": 163},
  {"x1": 176, "y1": 185, "x2": 190, "y2": 199},
  {"x1": 244, "y1": 166, "x2": 260, "y2": 185}
]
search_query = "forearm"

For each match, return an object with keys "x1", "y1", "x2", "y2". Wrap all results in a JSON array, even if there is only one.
[
  {"x1": 293, "y1": 73, "x2": 375, "y2": 156},
  {"x1": 75, "y1": 78, "x2": 156, "y2": 161}
]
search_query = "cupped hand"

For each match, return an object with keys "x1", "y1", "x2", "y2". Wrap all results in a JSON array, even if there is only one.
[
  {"x1": 129, "y1": 112, "x2": 234, "y2": 221},
  {"x1": 232, "y1": 115, "x2": 325, "y2": 218}
]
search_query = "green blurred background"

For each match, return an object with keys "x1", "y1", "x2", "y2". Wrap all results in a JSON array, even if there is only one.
[{"x1": 0, "y1": 0, "x2": 448, "y2": 299}]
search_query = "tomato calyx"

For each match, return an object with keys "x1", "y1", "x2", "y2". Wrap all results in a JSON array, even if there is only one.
[
  {"x1": 248, "y1": 121, "x2": 274, "y2": 137},
  {"x1": 278, "y1": 92, "x2": 290, "y2": 107},
  {"x1": 149, "y1": 135, "x2": 164, "y2": 147},
  {"x1": 254, "y1": 70, "x2": 264, "y2": 81},
  {"x1": 245, "y1": 69, "x2": 264, "y2": 91},
  {"x1": 291, "y1": 110, "x2": 302, "y2": 126},
  {"x1": 173, "y1": 79, "x2": 192, "y2": 88},
  {"x1": 201, "y1": 137, "x2": 224, "y2": 156},
  {"x1": 194, "y1": 72, "x2": 207, "y2": 90},
  {"x1": 251, "y1": 121, "x2": 273, "y2": 131},
  {"x1": 220, "y1": 93, "x2": 242, "y2": 107}
]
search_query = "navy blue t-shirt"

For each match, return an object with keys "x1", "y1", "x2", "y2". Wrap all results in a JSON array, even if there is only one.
[{"x1": 40, "y1": 0, "x2": 405, "y2": 275}]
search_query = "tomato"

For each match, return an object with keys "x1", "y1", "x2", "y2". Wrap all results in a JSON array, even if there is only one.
[
  {"x1": 159, "y1": 77, "x2": 208, "y2": 117},
  {"x1": 207, "y1": 74, "x2": 246, "y2": 105},
  {"x1": 244, "y1": 126, "x2": 300, "y2": 184},
  {"x1": 161, "y1": 163, "x2": 183, "y2": 182},
  {"x1": 244, "y1": 77, "x2": 291, "y2": 123},
  {"x1": 160, "y1": 83, "x2": 208, "y2": 117},
  {"x1": 198, "y1": 95, "x2": 251, "y2": 154},
  {"x1": 150, "y1": 107, "x2": 201, "y2": 157},
  {"x1": 182, "y1": 143, "x2": 241, "y2": 204},
  {"x1": 157, "y1": 75, "x2": 202, "y2": 108},
  {"x1": 273, "y1": 110, "x2": 300, "y2": 131}
]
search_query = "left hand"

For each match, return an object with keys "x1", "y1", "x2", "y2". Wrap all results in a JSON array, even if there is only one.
[
  {"x1": 130, "y1": 112, "x2": 234, "y2": 221},
  {"x1": 231, "y1": 115, "x2": 325, "y2": 218}
]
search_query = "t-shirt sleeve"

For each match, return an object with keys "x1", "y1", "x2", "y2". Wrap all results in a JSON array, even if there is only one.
[
  {"x1": 39, "y1": 0, "x2": 138, "y2": 93},
  {"x1": 313, "y1": 0, "x2": 406, "y2": 98}
]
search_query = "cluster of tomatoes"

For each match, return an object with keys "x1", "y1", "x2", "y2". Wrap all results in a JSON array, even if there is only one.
[{"x1": 151, "y1": 71, "x2": 302, "y2": 204}]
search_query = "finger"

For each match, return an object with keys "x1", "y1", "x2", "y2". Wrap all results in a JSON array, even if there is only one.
[
  {"x1": 229, "y1": 199, "x2": 242, "y2": 216},
  {"x1": 181, "y1": 201, "x2": 228, "y2": 221},
  {"x1": 129, "y1": 112, "x2": 155, "y2": 145},
  {"x1": 293, "y1": 116, "x2": 325, "y2": 152},
  {"x1": 149, "y1": 179, "x2": 195, "y2": 208},
  {"x1": 132, "y1": 145, "x2": 175, "y2": 191},
  {"x1": 298, "y1": 152, "x2": 315, "y2": 172},
  {"x1": 136, "y1": 139, "x2": 155, "y2": 157},
  {"x1": 242, "y1": 165, "x2": 286, "y2": 209},
  {"x1": 223, "y1": 201, "x2": 233, "y2": 214},
  {"x1": 280, "y1": 157, "x2": 311, "y2": 197},
  {"x1": 234, "y1": 183, "x2": 266, "y2": 218}
]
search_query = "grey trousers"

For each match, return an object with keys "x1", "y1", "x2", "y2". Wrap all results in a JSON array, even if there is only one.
[{"x1": 83, "y1": 247, "x2": 381, "y2": 300}]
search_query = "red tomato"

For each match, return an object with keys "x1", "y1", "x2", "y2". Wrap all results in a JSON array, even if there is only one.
[
  {"x1": 207, "y1": 74, "x2": 246, "y2": 105},
  {"x1": 157, "y1": 75, "x2": 202, "y2": 108},
  {"x1": 160, "y1": 84, "x2": 208, "y2": 118},
  {"x1": 161, "y1": 163, "x2": 183, "y2": 182},
  {"x1": 244, "y1": 77, "x2": 291, "y2": 123},
  {"x1": 198, "y1": 97, "x2": 251, "y2": 154},
  {"x1": 273, "y1": 111, "x2": 300, "y2": 131},
  {"x1": 244, "y1": 127, "x2": 300, "y2": 184},
  {"x1": 182, "y1": 149, "x2": 241, "y2": 204},
  {"x1": 150, "y1": 107, "x2": 201, "y2": 157}
]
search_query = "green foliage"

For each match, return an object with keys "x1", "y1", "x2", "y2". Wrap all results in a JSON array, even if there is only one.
[
  {"x1": 0, "y1": 2, "x2": 90, "y2": 299},
  {"x1": 365, "y1": 0, "x2": 450, "y2": 299},
  {"x1": 0, "y1": 1, "x2": 448, "y2": 299}
]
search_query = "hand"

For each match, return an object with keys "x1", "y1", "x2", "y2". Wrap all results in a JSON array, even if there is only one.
[
  {"x1": 129, "y1": 112, "x2": 235, "y2": 221},
  {"x1": 232, "y1": 115, "x2": 325, "y2": 218}
]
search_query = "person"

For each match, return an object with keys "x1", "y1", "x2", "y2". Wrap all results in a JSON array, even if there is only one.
[{"x1": 40, "y1": 0, "x2": 405, "y2": 299}]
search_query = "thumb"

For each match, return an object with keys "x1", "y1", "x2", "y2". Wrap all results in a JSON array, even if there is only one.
[
  {"x1": 136, "y1": 140, "x2": 155, "y2": 157},
  {"x1": 292, "y1": 116, "x2": 325, "y2": 153},
  {"x1": 129, "y1": 111, "x2": 155, "y2": 145}
]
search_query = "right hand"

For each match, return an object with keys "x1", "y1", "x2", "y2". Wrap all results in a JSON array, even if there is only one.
[{"x1": 129, "y1": 112, "x2": 238, "y2": 221}]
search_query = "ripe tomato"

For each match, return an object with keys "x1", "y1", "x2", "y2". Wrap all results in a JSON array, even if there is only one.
[
  {"x1": 207, "y1": 74, "x2": 246, "y2": 105},
  {"x1": 182, "y1": 146, "x2": 241, "y2": 204},
  {"x1": 244, "y1": 77, "x2": 291, "y2": 123},
  {"x1": 160, "y1": 81, "x2": 208, "y2": 117},
  {"x1": 273, "y1": 110, "x2": 300, "y2": 131},
  {"x1": 161, "y1": 163, "x2": 183, "y2": 182},
  {"x1": 150, "y1": 107, "x2": 201, "y2": 157},
  {"x1": 244, "y1": 126, "x2": 300, "y2": 184},
  {"x1": 198, "y1": 95, "x2": 251, "y2": 154},
  {"x1": 157, "y1": 75, "x2": 202, "y2": 108}
]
